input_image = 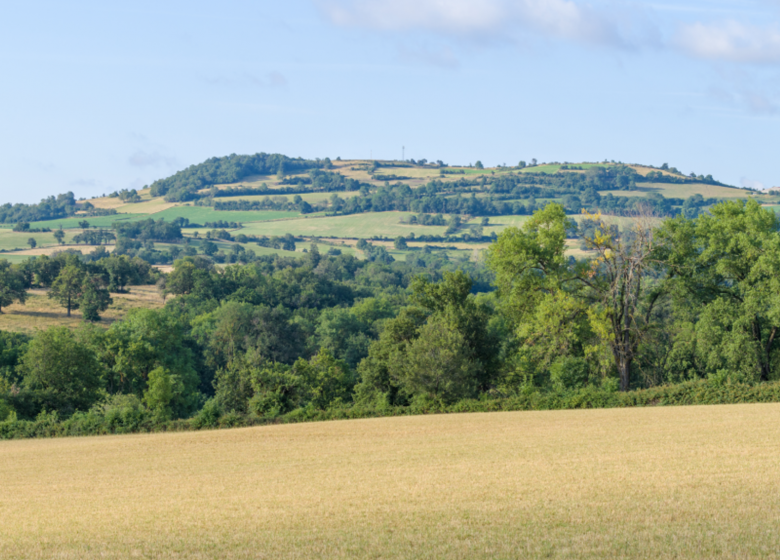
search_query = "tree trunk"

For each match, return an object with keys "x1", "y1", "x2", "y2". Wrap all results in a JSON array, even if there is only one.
[
  {"x1": 67, "y1": 296, "x2": 71, "y2": 317},
  {"x1": 618, "y1": 358, "x2": 631, "y2": 392}
]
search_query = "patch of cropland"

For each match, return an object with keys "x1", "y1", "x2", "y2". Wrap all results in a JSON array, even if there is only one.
[{"x1": 2, "y1": 405, "x2": 780, "y2": 559}]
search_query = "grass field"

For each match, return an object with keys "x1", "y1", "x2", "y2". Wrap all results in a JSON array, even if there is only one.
[
  {"x1": 0, "y1": 229, "x2": 83, "y2": 251},
  {"x1": 2, "y1": 404, "x2": 780, "y2": 558},
  {"x1": 0, "y1": 286, "x2": 165, "y2": 333}
]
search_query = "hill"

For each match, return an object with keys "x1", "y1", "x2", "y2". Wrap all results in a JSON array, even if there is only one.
[
  {"x1": 3, "y1": 405, "x2": 780, "y2": 559},
  {"x1": 0, "y1": 155, "x2": 775, "y2": 266}
]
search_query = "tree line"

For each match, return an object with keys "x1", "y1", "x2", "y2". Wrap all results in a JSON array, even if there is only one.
[{"x1": 2, "y1": 199, "x2": 780, "y2": 437}]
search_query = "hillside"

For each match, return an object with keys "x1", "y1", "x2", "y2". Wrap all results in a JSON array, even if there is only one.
[{"x1": 0, "y1": 155, "x2": 774, "y2": 265}]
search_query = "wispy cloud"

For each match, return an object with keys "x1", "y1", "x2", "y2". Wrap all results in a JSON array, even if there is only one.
[
  {"x1": 128, "y1": 150, "x2": 178, "y2": 168},
  {"x1": 317, "y1": 0, "x2": 780, "y2": 67}
]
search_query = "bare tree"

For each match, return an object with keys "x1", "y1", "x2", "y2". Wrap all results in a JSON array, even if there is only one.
[{"x1": 577, "y1": 208, "x2": 664, "y2": 391}]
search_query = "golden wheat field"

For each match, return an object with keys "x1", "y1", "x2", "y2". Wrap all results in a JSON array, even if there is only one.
[{"x1": 2, "y1": 405, "x2": 780, "y2": 559}]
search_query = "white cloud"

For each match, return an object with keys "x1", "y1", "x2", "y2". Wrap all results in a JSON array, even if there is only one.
[
  {"x1": 317, "y1": 0, "x2": 633, "y2": 48},
  {"x1": 675, "y1": 21, "x2": 780, "y2": 63}
]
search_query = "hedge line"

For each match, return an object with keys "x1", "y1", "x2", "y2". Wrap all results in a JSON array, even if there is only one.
[{"x1": 3, "y1": 379, "x2": 780, "y2": 440}]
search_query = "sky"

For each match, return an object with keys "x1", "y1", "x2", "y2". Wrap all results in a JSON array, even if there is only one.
[{"x1": 2, "y1": 0, "x2": 780, "y2": 203}]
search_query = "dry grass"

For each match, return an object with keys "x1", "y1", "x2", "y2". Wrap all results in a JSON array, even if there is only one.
[
  {"x1": 7, "y1": 244, "x2": 114, "y2": 257},
  {"x1": 604, "y1": 183, "x2": 754, "y2": 199},
  {"x1": 0, "y1": 285, "x2": 165, "y2": 334},
  {"x1": 2, "y1": 405, "x2": 780, "y2": 558}
]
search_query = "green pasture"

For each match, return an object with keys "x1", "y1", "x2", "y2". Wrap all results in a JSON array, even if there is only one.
[
  {"x1": 0, "y1": 229, "x2": 80, "y2": 251},
  {"x1": 0, "y1": 253, "x2": 33, "y2": 264}
]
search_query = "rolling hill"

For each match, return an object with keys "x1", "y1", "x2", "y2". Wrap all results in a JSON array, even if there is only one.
[{"x1": 0, "y1": 156, "x2": 774, "y2": 265}]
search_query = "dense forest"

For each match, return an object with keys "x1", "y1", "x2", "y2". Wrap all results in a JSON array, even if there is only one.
[{"x1": 2, "y1": 199, "x2": 780, "y2": 438}]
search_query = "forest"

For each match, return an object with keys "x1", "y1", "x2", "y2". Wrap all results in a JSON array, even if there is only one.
[{"x1": 2, "y1": 198, "x2": 780, "y2": 438}]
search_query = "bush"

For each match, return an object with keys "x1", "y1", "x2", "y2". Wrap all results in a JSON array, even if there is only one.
[{"x1": 192, "y1": 398, "x2": 222, "y2": 429}]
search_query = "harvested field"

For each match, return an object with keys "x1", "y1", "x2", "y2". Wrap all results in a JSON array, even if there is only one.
[{"x1": 2, "y1": 405, "x2": 780, "y2": 558}]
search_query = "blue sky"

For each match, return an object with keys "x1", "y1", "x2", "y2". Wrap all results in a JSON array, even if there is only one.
[{"x1": 2, "y1": 0, "x2": 780, "y2": 203}]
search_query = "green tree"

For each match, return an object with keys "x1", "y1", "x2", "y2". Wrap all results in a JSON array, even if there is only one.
[
  {"x1": 27, "y1": 238, "x2": 36, "y2": 249},
  {"x1": 488, "y1": 204, "x2": 662, "y2": 391},
  {"x1": 79, "y1": 275, "x2": 112, "y2": 322},
  {"x1": 390, "y1": 314, "x2": 479, "y2": 404},
  {"x1": 101, "y1": 308, "x2": 202, "y2": 417},
  {"x1": 48, "y1": 264, "x2": 85, "y2": 317},
  {"x1": 0, "y1": 261, "x2": 28, "y2": 313},
  {"x1": 394, "y1": 236, "x2": 408, "y2": 250},
  {"x1": 19, "y1": 326, "x2": 103, "y2": 413},
  {"x1": 474, "y1": 160, "x2": 484, "y2": 169},
  {"x1": 292, "y1": 348, "x2": 354, "y2": 410},
  {"x1": 213, "y1": 358, "x2": 254, "y2": 414},
  {"x1": 659, "y1": 199, "x2": 780, "y2": 382},
  {"x1": 144, "y1": 366, "x2": 177, "y2": 421},
  {"x1": 53, "y1": 228, "x2": 65, "y2": 244},
  {"x1": 100, "y1": 255, "x2": 135, "y2": 292},
  {"x1": 202, "y1": 240, "x2": 218, "y2": 256}
]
